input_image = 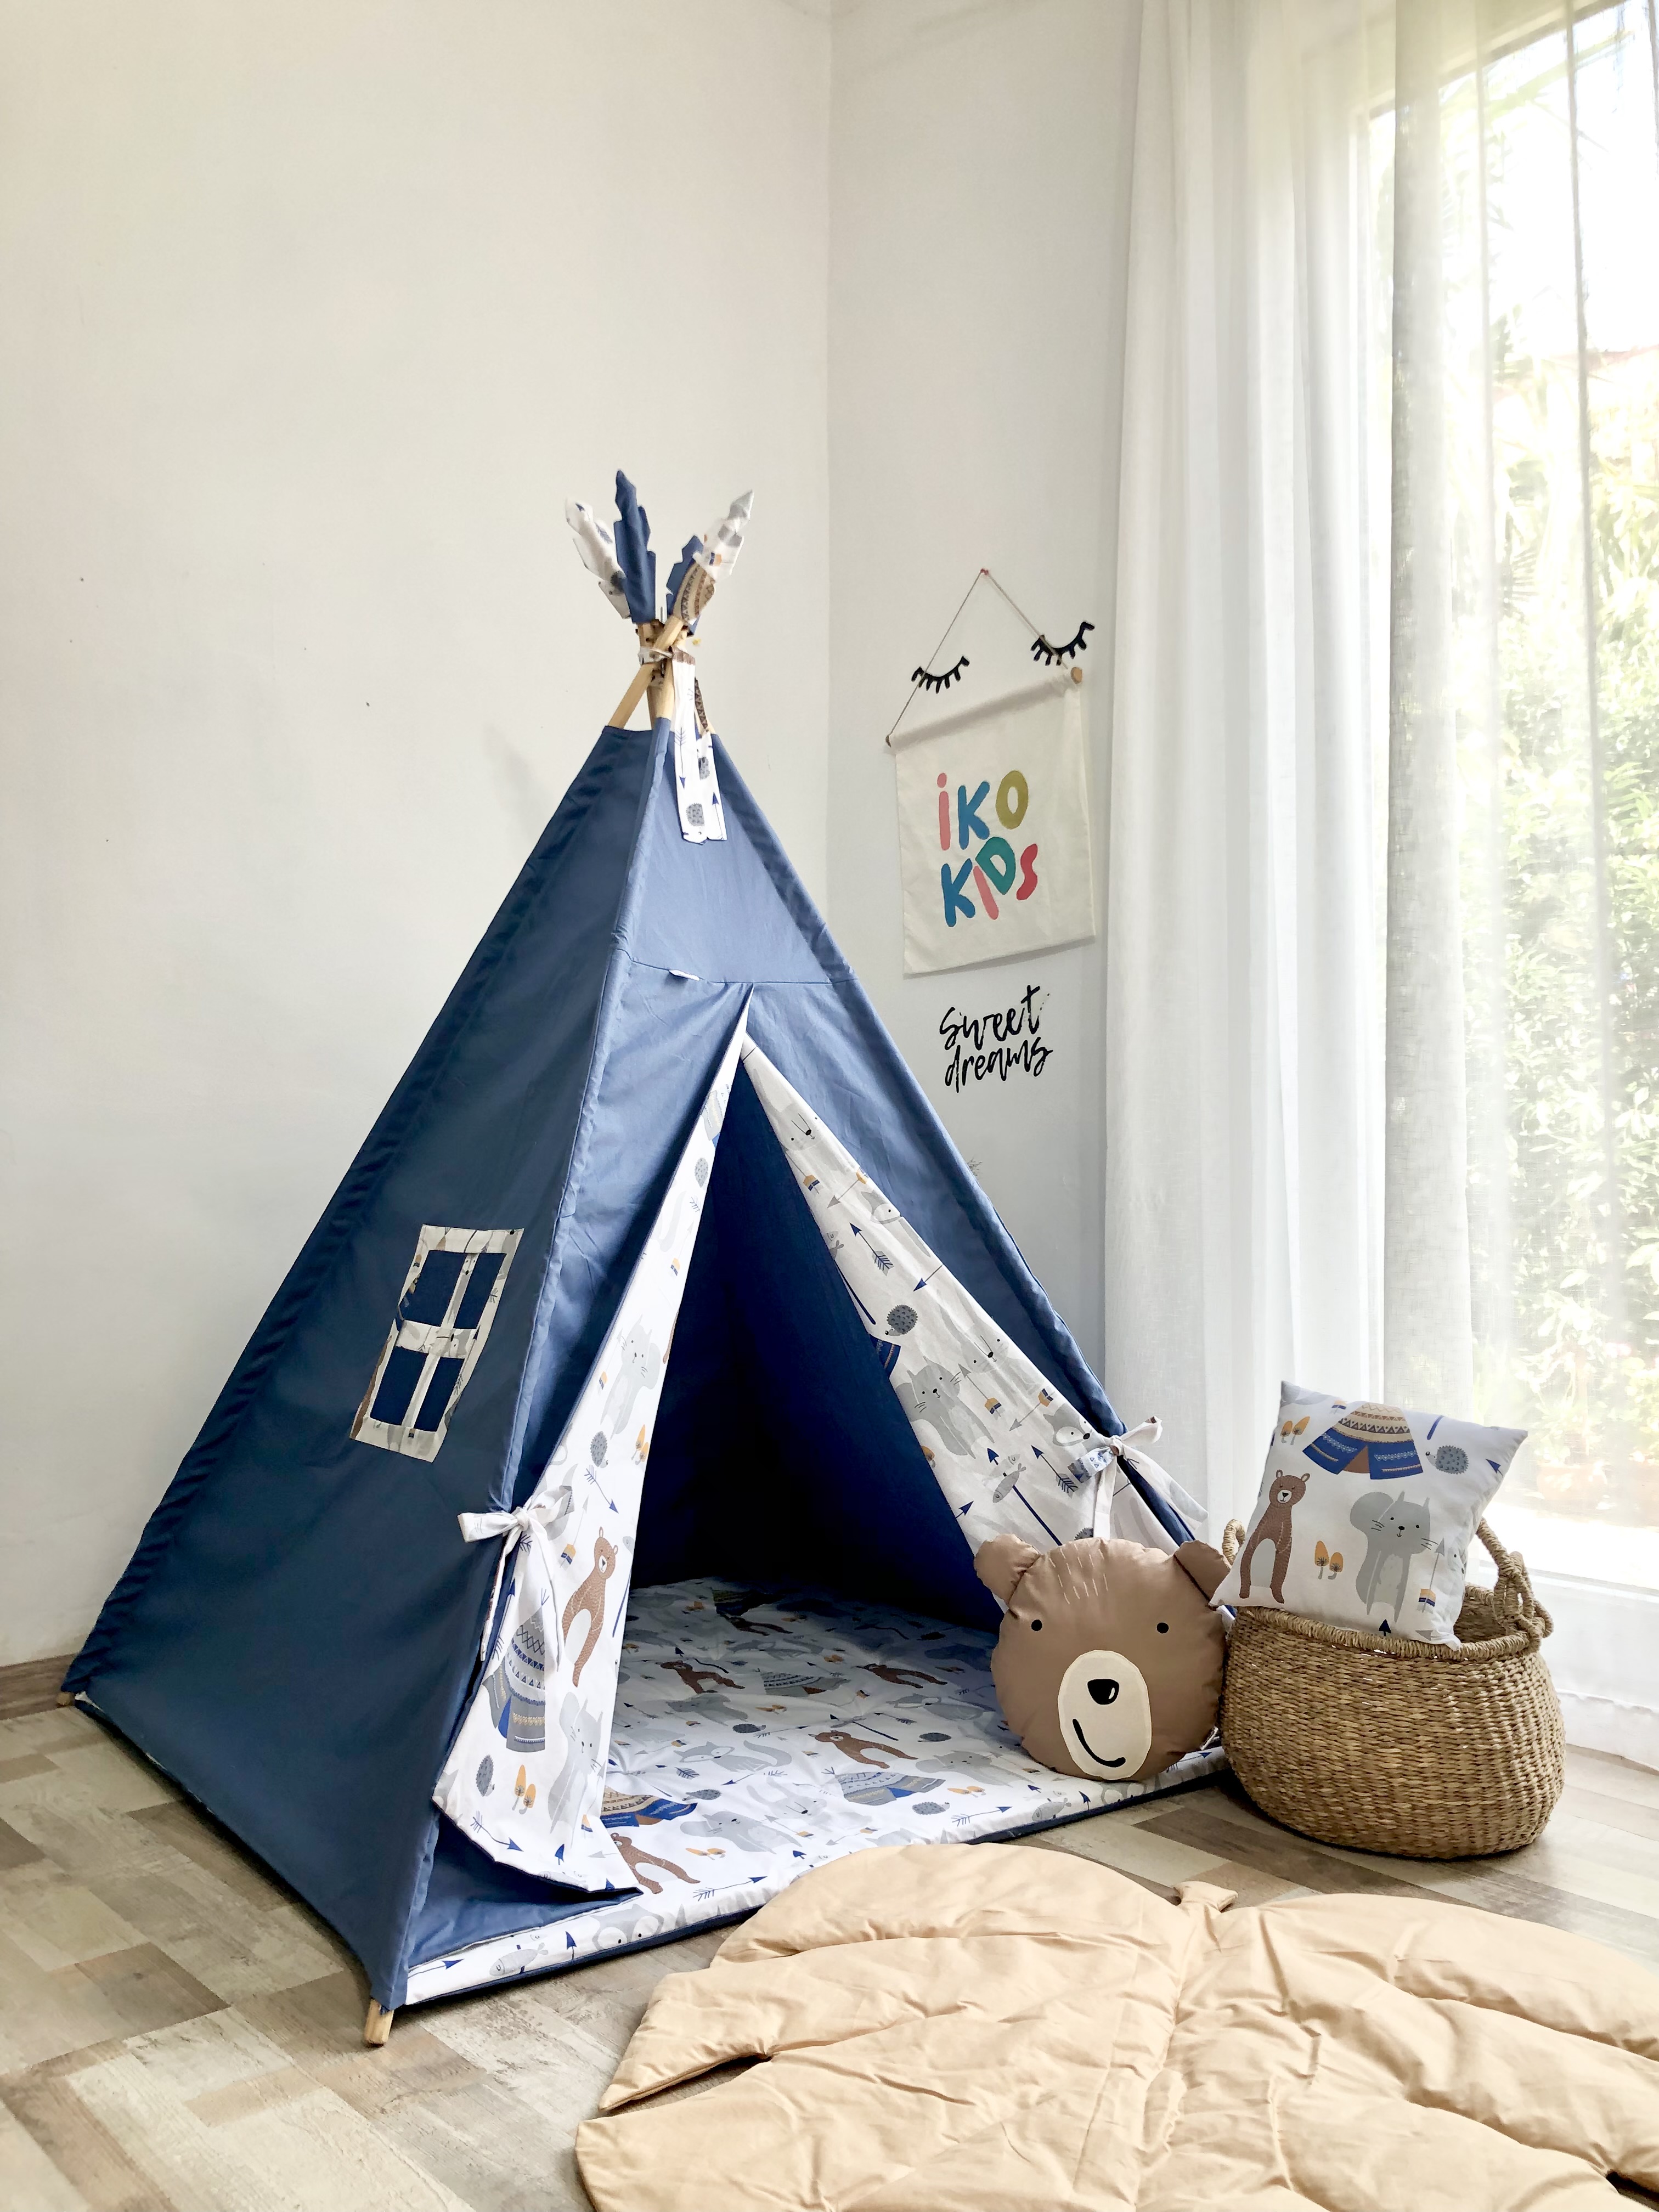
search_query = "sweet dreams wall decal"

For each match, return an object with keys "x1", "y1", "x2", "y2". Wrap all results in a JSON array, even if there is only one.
[{"x1": 941, "y1": 985, "x2": 1052, "y2": 1093}]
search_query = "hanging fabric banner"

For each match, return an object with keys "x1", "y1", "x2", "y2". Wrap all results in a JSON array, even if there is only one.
[
  {"x1": 892, "y1": 674, "x2": 1096, "y2": 976},
  {"x1": 433, "y1": 1013, "x2": 747, "y2": 1889}
]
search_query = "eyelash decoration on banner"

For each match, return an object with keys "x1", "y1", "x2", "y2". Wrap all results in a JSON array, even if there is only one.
[
  {"x1": 913, "y1": 655, "x2": 970, "y2": 695},
  {"x1": 1030, "y1": 620, "x2": 1094, "y2": 667},
  {"x1": 884, "y1": 568, "x2": 1097, "y2": 747}
]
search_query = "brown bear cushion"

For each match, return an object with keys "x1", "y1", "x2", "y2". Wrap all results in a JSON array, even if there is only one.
[{"x1": 973, "y1": 1533, "x2": 1228, "y2": 1781}]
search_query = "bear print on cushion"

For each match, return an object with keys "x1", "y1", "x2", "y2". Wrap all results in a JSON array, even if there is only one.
[{"x1": 974, "y1": 1534, "x2": 1228, "y2": 1782}]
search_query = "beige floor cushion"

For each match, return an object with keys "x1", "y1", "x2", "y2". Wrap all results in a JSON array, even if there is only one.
[{"x1": 577, "y1": 1842, "x2": 1659, "y2": 2211}]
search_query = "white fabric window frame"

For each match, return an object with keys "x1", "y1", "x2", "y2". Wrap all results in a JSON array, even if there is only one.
[{"x1": 352, "y1": 1225, "x2": 522, "y2": 1463}]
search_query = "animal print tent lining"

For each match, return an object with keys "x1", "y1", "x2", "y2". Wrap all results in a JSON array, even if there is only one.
[
  {"x1": 432, "y1": 1020, "x2": 747, "y2": 1888},
  {"x1": 740, "y1": 1041, "x2": 1141, "y2": 1560}
]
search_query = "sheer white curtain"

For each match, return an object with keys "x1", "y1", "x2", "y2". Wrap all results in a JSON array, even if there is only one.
[
  {"x1": 1109, "y1": 0, "x2": 1659, "y2": 1764},
  {"x1": 1105, "y1": 0, "x2": 1383, "y2": 1527}
]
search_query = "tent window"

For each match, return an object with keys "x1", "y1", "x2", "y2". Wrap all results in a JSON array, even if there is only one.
[
  {"x1": 352, "y1": 1224, "x2": 522, "y2": 1462},
  {"x1": 453, "y1": 1252, "x2": 505, "y2": 1331},
  {"x1": 401, "y1": 1250, "x2": 467, "y2": 1325},
  {"x1": 414, "y1": 1356, "x2": 467, "y2": 1432},
  {"x1": 369, "y1": 1346, "x2": 428, "y2": 1427}
]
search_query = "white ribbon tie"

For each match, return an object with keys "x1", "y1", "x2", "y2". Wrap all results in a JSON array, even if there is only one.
[{"x1": 459, "y1": 1503, "x2": 561, "y2": 1664}]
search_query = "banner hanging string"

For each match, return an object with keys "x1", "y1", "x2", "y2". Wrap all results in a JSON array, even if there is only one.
[{"x1": 884, "y1": 569, "x2": 1087, "y2": 748}]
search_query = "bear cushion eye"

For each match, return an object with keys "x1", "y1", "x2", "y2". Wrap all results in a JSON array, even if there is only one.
[
  {"x1": 1030, "y1": 1619, "x2": 1042, "y2": 1632},
  {"x1": 1157, "y1": 1622, "x2": 1169, "y2": 1633}
]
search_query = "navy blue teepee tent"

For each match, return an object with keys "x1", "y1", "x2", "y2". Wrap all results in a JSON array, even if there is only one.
[{"x1": 65, "y1": 482, "x2": 1189, "y2": 2029}]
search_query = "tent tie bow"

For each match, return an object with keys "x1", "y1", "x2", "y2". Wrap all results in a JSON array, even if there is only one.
[
  {"x1": 1103, "y1": 1417, "x2": 1161, "y2": 1462},
  {"x1": 459, "y1": 1503, "x2": 562, "y2": 1664}
]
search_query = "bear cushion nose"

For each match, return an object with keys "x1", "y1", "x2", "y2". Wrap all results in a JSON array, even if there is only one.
[{"x1": 1087, "y1": 1678, "x2": 1119, "y2": 1705}]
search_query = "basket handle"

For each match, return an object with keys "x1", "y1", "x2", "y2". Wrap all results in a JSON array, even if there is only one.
[
  {"x1": 1475, "y1": 1519, "x2": 1552, "y2": 1644},
  {"x1": 1222, "y1": 1519, "x2": 1245, "y2": 1565}
]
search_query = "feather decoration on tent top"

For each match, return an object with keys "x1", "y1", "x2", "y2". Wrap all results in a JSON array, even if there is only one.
[
  {"x1": 568, "y1": 479, "x2": 753, "y2": 635},
  {"x1": 611, "y1": 472, "x2": 657, "y2": 624},
  {"x1": 566, "y1": 477, "x2": 753, "y2": 842},
  {"x1": 565, "y1": 499, "x2": 632, "y2": 622},
  {"x1": 654, "y1": 493, "x2": 756, "y2": 633},
  {"x1": 668, "y1": 491, "x2": 753, "y2": 628},
  {"x1": 662, "y1": 535, "x2": 703, "y2": 628}
]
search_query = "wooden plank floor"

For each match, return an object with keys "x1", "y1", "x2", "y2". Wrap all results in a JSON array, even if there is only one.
[{"x1": 3, "y1": 1660, "x2": 1657, "y2": 2211}]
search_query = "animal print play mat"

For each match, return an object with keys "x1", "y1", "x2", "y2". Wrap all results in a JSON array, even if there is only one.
[{"x1": 405, "y1": 1577, "x2": 1222, "y2": 2005}]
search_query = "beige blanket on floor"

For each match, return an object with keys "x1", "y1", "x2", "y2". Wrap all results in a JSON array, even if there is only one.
[{"x1": 575, "y1": 1843, "x2": 1659, "y2": 2212}]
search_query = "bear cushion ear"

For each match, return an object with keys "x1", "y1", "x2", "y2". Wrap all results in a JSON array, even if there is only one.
[
  {"x1": 1174, "y1": 1541, "x2": 1229, "y2": 1602},
  {"x1": 974, "y1": 1533, "x2": 1043, "y2": 1605}
]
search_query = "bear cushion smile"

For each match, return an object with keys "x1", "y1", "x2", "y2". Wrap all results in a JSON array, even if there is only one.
[
  {"x1": 1052, "y1": 1647, "x2": 1153, "y2": 1775},
  {"x1": 975, "y1": 1532, "x2": 1229, "y2": 1783}
]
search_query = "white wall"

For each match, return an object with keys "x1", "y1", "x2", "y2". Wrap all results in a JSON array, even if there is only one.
[
  {"x1": 1, "y1": 0, "x2": 1147, "y2": 1669},
  {"x1": 0, "y1": 1, "x2": 830, "y2": 1663},
  {"x1": 826, "y1": 1, "x2": 1141, "y2": 1392}
]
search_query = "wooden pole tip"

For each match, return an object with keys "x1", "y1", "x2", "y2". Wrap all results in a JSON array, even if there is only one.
[
  {"x1": 364, "y1": 2000, "x2": 394, "y2": 2047},
  {"x1": 55, "y1": 1691, "x2": 76, "y2": 1707}
]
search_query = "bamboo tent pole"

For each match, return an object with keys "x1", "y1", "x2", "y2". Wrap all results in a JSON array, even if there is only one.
[{"x1": 608, "y1": 611, "x2": 689, "y2": 730}]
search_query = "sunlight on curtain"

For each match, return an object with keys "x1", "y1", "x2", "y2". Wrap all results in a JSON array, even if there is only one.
[
  {"x1": 1113, "y1": 0, "x2": 1659, "y2": 1759},
  {"x1": 1371, "y1": 0, "x2": 1659, "y2": 1595}
]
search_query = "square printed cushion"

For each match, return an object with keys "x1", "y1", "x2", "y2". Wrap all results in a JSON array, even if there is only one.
[{"x1": 1210, "y1": 1382, "x2": 1525, "y2": 1643}]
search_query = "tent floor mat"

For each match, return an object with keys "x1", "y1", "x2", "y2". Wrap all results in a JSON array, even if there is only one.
[{"x1": 406, "y1": 1577, "x2": 1223, "y2": 2005}]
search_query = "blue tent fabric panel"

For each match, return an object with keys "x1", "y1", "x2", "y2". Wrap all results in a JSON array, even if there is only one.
[
  {"x1": 66, "y1": 725, "x2": 656, "y2": 1692},
  {"x1": 63, "y1": 728, "x2": 662, "y2": 2001},
  {"x1": 1363, "y1": 1436, "x2": 1425, "y2": 1479},
  {"x1": 533, "y1": 733, "x2": 1146, "y2": 1506},
  {"x1": 71, "y1": 1444, "x2": 481, "y2": 1993},
  {"x1": 1303, "y1": 1429, "x2": 1361, "y2": 1472}
]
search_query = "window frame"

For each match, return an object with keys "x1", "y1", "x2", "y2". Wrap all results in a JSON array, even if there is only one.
[{"x1": 351, "y1": 1224, "x2": 523, "y2": 1462}]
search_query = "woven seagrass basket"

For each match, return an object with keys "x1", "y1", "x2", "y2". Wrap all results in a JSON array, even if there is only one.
[{"x1": 1219, "y1": 1518, "x2": 1565, "y2": 1858}]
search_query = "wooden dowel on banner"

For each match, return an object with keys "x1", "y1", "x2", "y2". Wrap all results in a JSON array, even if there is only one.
[
  {"x1": 883, "y1": 661, "x2": 1084, "y2": 749},
  {"x1": 364, "y1": 2000, "x2": 394, "y2": 2046}
]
